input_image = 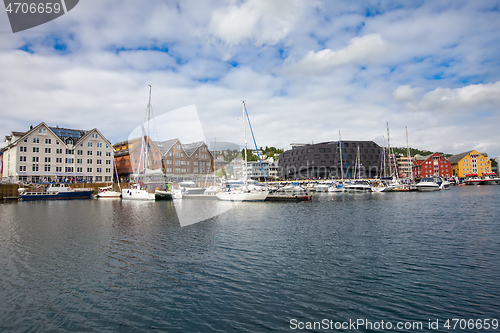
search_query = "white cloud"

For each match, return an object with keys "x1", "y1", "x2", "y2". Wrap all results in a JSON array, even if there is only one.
[
  {"x1": 393, "y1": 85, "x2": 422, "y2": 102},
  {"x1": 283, "y1": 34, "x2": 390, "y2": 75},
  {"x1": 208, "y1": 0, "x2": 306, "y2": 46}
]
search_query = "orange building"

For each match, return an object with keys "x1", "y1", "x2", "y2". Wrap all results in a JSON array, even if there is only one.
[{"x1": 113, "y1": 137, "x2": 163, "y2": 182}]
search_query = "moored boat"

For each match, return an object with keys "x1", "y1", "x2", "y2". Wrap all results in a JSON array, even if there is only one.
[
  {"x1": 19, "y1": 183, "x2": 94, "y2": 200},
  {"x1": 416, "y1": 176, "x2": 448, "y2": 191}
]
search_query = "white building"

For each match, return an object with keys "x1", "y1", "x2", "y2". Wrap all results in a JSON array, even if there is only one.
[{"x1": 2, "y1": 122, "x2": 114, "y2": 183}]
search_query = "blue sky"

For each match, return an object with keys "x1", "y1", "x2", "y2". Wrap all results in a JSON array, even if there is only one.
[{"x1": 1, "y1": 0, "x2": 500, "y2": 157}]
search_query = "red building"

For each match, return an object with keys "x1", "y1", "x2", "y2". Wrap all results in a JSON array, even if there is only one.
[{"x1": 413, "y1": 153, "x2": 452, "y2": 178}]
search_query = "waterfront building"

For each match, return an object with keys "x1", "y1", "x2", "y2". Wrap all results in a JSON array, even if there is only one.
[
  {"x1": 448, "y1": 150, "x2": 491, "y2": 178},
  {"x1": 2, "y1": 122, "x2": 113, "y2": 183},
  {"x1": 113, "y1": 137, "x2": 163, "y2": 182},
  {"x1": 396, "y1": 155, "x2": 413, "y2": 178},
  {"x1": 278, "y1": 141, "x2": 383, "y2": 180},
  {"x1": 412, "y1": 153, "x2": 452, "y2": 179},
  {"x1": 155, "y1": 138, "x2": 214, "y2": 181}
]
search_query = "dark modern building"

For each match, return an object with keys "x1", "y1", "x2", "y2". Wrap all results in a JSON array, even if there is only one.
[{"x1": 277, "y1": 141, "x2": 383, "y2": 180}]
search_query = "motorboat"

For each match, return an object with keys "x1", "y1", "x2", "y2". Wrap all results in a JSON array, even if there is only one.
[
  {"x1": 416, "y1": 176, "x2": 448, "y2": 191},
  {"x1": 344, "y1": 180, "x2": 372, "y2": 193},
  {"x1": 18, "y1": 183, "x2": 94, "y2": 200}
]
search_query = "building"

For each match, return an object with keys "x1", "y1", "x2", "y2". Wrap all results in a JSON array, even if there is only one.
[
  {"x1": 278, "y1": 141, "x2": 383, "y2": 180},
  {"x1": 448, "y1": 150, "x2": 491, "y2": 178},
  {"x1": 155, "y1": 138, "x2": 214, "y2": 180},
  {"x1": 396, "y1": 155, "x2": 413, "y2": 178},
  {"x1": 413, "y1": 153, "x2": 452, "y2": 178},
  {"x1": 113, "y1": 136, "x2": 163, "y2": 182},
  {"x1": 2, "y1": 122, "x2": 113, "y2": 183}
]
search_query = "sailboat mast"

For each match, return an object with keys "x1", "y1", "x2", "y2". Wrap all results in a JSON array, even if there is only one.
[
  {"x1": 214, "y1": 137, "x2": 216, "y2": 186},
  {"x1": 339, "y1": 130, "x2": 344, "y2": 180},
  {"x1": 406, "y1": 126, "x2": 413, "y2": 182},
  {"x1": 144, "y1": 85, "x2": 152, "y2": 172},
  {"x1": 243, "y1": 101, "x2": 248, "y2": 186},
  {"x1": 387, "y1": 122, "x2": 392, "y2": 177}
]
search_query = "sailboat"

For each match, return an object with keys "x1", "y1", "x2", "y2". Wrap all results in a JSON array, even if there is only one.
[
  {"x1": 344, "y1": 146, "x2": 372, "y2": 193},
  {"x1": 216, "y1": 101, "x2": 269, "y2": 202},
  {"x1": 122, "y1": 86, "x2": 171, "y2": 201}
]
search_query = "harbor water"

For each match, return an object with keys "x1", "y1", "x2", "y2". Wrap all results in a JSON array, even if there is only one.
[{"x1": 1, "y1": 186, "x2": 499, "y2": 332}]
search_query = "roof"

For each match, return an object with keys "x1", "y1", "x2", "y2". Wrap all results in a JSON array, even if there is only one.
[
  {"x1": 49, "y1": 127, "x2": 86, "y2": 139},
  {"x1": 448, "y1": 151, "x2": 473, "y2": 165},
  {"x1": 155, "y1": 138, "x2": 179, "y2": 155},
  {"x1": 182, "y1": 141, "x2": 205, "y2": 158}
]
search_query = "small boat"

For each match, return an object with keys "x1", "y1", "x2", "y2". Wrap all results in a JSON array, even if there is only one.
[
  {"x1": 328, "y1": 182, "x2": 345, "y2": 193},
  {"x1": 178, "y1": 181, "x2": 206, "y2": 195},
  {"x1": 416, "y1": 176, "x2": 448, "y2": 191},
  {"x1": 314, "y1": 182, "x2": 331, "y2": 192},
  {"x1": 464, "y1": 174, "x2": 484, "y2": 185},
  {"x1": 19, "y1": 183, "x2": 94, "y2": 201},
  {"x1": 97, "y1": 185, "x2": 121, "y2": 198},
  {"x1": 344, "y1": 180, "x2": 373, "y2": 193}
]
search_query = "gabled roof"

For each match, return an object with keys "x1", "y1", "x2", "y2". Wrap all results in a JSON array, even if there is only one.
[
  {"x1": 182, "y1": 141, "x2": 205, "y2": 158},
  {"x1": 448, "y1": 150, "x2": 473, "y2": 165},
  {"x1": 155, "y1": 138, "x2": 179, "y2": 155}
]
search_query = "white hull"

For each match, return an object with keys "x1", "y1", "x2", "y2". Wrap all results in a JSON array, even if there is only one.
[
  {"x1": 97, "y1": 191, "x2": 121, "y2": 198},
  {"x1": 416, "y1": 185, "x2": 440, "y2": 192},
  {"x1": 216, "y1": 190, "x2": 269, "y2": 202},
  {"x1": 121, "y1": 188, "x2": 155, "y2": 200},
  {"x1": 345, "y1": 185, "x2": 372, "y2": 193}
]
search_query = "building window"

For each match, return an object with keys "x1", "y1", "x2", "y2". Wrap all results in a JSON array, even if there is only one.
[
  {"x1": 56, "y1": 158, "x2": 62, "y2": 163},
  {"x1": 77, "y1": 167, "x2": 83, "y2": 172},
  {"x1": 87, "y1": 168, "x2": 92, "y2": 172},
  {"x1": 32, "y1": 164, "x2": 39, "y2": 171},
  {"x1": 88, "y1": 142, "x2": 92, "y2": 147},
  {"x1": 97, "y1": 160, "x2": 102, "y2": 164},
  {"x1": 32, "y1": 156, "x2": 39, "y2": 162},
  {"x1": 45, "y1": 138, "x2": 51, "y2": 144},
  {"x1": 19, "y1": 156, "x2": 26, "y2": 162},
  {"x1": 96, "y1": 151, "x2": 102, "y2": 156},
  {"x1": 33, "y1": 138, "x2": 39, "y2": 143},
  {"x1": 97, "y1": 143, "x2": 102, "y2": 148},
  {"x1": 87, "y1": 151, "x2": 93, "y2": 156},
  {"x1": 65, "y1": 158, "x2": 74, "y2": 163},
  {"x1": 87, "y1": 159, "x2": 92, "y2": 164},
  {"x1": 44, "y1": 157, "x2": 51, "y2": 163},
  {"x1": 56, "y1": 149, "x2": 63, "y2": 154},
  {"x1": 19, "y1": 166, "x2": 26, "y2": 171},
  {"x1": 77, "y1": 159, "x2": 82, "y2": 164},
  {"x1": 66, "y1": 149, "x2": 74, "y2": 154},
  {"x1": 19, "y1": 146, "x2": 27, "y2": 152},
  {"x1": 105, "y1": 168, "x2": 111, "y2": 173},
  {"x1": 33, "y1": 147, "x2": 39, "y2": 153},
  {"x1": 45, "y1": 148, "x2": 51, "y2": 153},
  {"x1": 97, "y1": 168, "x2": 102, "y2": 173}
]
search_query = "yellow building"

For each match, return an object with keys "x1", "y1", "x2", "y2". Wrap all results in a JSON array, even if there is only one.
[{"x1": 448, "y1": 150, "x2": 491, "y2": 178}]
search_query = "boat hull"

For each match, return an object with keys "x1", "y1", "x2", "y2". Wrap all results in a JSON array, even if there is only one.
[
  {"x1": 216, "y1": 190, "x2": 269, "y2": 202},
  {"x1": 121, "y1": 188, "x2": 155, "y2": 200},
  {"x1": 19, "y1": 190, "x2": 94, "y2": 201}
]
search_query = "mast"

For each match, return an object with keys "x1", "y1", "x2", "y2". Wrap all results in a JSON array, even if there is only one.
[
  {"x1": 214, "y1": 137, "x2": 216, "y2": 186},
  {"x1": 406, "y1": 126, "x2": 413, "y2": 183},
  {"x1": 386, "y1": 122, "x2": 392, "y2": 177},
  {"x1": 243, "y1": 101, "x2": 248, "y2": 187},
  {"x1": 144, "y1": 85, "x2": 152, "y2": 172},
  {"x1": 339, "y1": 130, "x2": 344, "y2": 180}
]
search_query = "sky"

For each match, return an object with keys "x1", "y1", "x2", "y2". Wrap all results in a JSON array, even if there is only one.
[{"x1": 1, "y1": 0, "x2": 500, "y2": 158}]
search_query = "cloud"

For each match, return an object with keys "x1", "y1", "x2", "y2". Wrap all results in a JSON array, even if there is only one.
[
  {"x1": 208, "y1": 0, "x2": 305, "y2": 46},
  {"x1": 282, "y1": 34, "x2": 390, "y2": 75},
  {"x1": 393, "y1": 85, "x2": 423, "y2": 102},
  {"x1": 418, "y1": 81, "x2": 500, "y2": 111}
]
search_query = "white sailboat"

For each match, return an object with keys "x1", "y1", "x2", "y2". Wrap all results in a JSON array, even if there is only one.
[
  {"x1": 344, "y1": 146, "x2": 372, "y2": 193},
  {"x1": 216, "y1": 101, "x2": 269, "y2": 202},
  {"x1": 122, "y1": 85, "x2": 169, "y2": 201},
  {"x1": 97, "y1": 140, "x2": 122, "y2": 198}
]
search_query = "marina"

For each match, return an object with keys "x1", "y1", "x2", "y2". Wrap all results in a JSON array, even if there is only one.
[{"x1": 1, "y1": 185, "x2": 499, "y2": 331}]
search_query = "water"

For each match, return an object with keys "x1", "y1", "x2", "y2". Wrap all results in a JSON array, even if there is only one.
[{"x1": 1, "y1": 186, "x2": 499, "y2": 332}]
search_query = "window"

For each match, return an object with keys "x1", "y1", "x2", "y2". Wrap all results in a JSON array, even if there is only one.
[
  {"x1": 77, "y1": 159, "x2": 82, "y2": 164},
  {"x1": 65, "y1": 167, "x2": 74, "y2": 172},
  {"x1": 33, "y1": 138, "x2": 39, "y2": 143},
  {"x1": 96, "y1": 151, "x2": 102, "y2": 156},
  {"x1": 32, "y1": 156, "x2": 39, "y2": 162},
  {"x1": 181, "y1": 161, "x2": 186, "y2": 165},
  {"x1": 19, "y1": 146, "x2": 27, "y2": 152},
  {"x1": 97, "y1": 168, "x2": 102, "y2": 173},
  {"x1": 97, "y1": 143, "x2": 102, "y2": 148},
  {"x1": 193, "y1": 167, "x2": 198, "y2": 173},
  {"x1": 77, "y1": 167, "x2": 83, "y2": 172},
  {"x1": 44, "y1": 157, "x2": 51, "y2": 163},
  {"x1": 19, "y1": 156, "x2": 26, "y2": 162},
  {"x1": 96, "y1": 176, "x2": 102, "y2": 181},
  {"x1": 106, "y1": 151, "x2": 111, "y2": 157},
  {"x1": 105, "y1": 168, "x2": 111, "y2": 173},
  {"x1": 56, "y1": 157, "x2": 62, "y2": 163},
  {"x1": 88, "y1": 142, "x2": 92, "y2": 147},
  {"x1": 314, "y1": 154, "x2": 320, "y2": 159},
  {"x1": 87, "y1": 151, "x2": 92, "y2": 155},
  {"x1": 307, "y1": 148, "x2": 315, "y2": 153},
  {"x1": 106, "y1": 160, "x2": 111, "y2": 164},
  {"x1": 44, "y1": 165, "x2": 51, "y2": 172},
  {"x1": 175, "y1": 160, "x2": 180, "y2": 166},
  {"x1": 56, "y1": 149, "x2": 63, "y2": 154},
  {"x1": 65, "y1": 158, "x2": 74, "y2": 163},
  {"x1": 45, "y1": 148, "x2": 51, "y2": 153},
  {"x1": 32, "y1": 164, "x2": 39, "y2": 171},
  {"x1": 45, "y1": 138, "x2": 51, "y2": 144},
  {"x1": 56, "y1": 166, "x2": 62, "y2": 172},
  {"x1": 87, "y1": 168, "x2": 92, "y2": 172},
  {"x1": 33, "y1": 147, "x2": 39, "y2": 153},
  {"x1": 87, "y1": 159, "x2": 92, "y2": 164},
  {"x1": 97, "y1": 160, "x2": 102, "y2": 164},
  {"x1": 77, "y1": 150, "x2": 83, "y2": 155},
  {"x1": 166, "y1": 160, "x2": 172, "y2": 164},
  {"x1": 66, "y1": 149, "x2": 74, "y2": 154},
  {"x1": 19, "y1": 166, "x2": 26, "y2": 171}
]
